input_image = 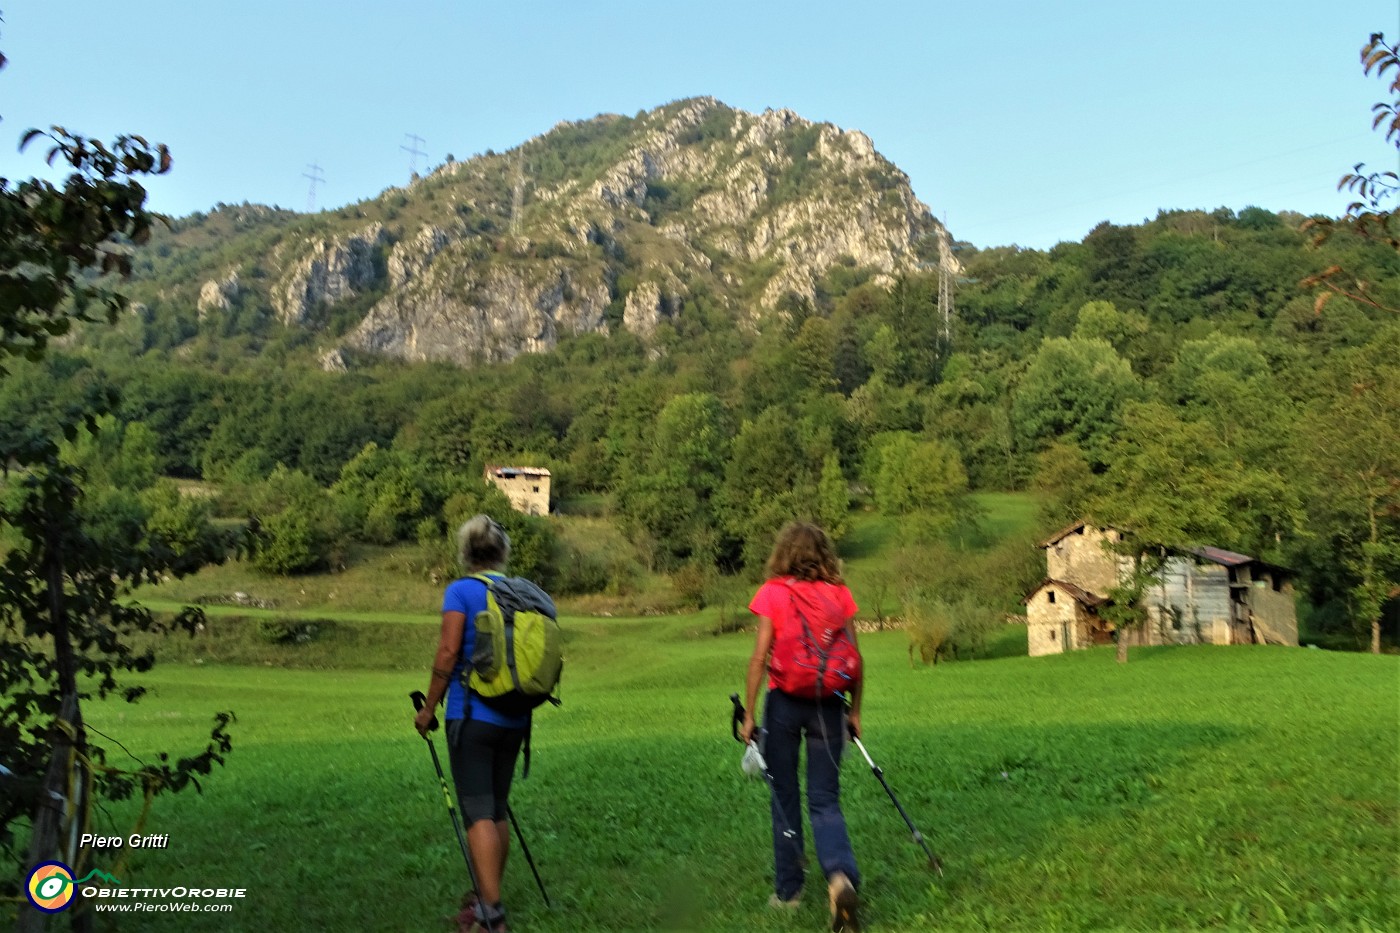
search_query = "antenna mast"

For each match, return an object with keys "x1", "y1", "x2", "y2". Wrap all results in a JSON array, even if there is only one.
[
  {"x1": 401, "y1": 133, "x2": 427, "y2": 180},
  {"x1": 303, "y1": 163, "x2": 325, "y2": 213},
  {"x1": 510, "y1": 150, "x2": 526, "y2": 235},
  {"x1": 936, "y1": 217, "x2": 958, "y2": 352}
]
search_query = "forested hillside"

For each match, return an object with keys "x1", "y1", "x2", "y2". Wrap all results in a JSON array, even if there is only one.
[
  {"x1": 2, "y1": 85, "x2": 1397, "y2": 656},
  {"x1": 4, "y1": 188, "x2": 1395, "y2": 650}
]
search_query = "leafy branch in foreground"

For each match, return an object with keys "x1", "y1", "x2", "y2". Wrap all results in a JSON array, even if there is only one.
[
  {"x1": 0, "y1": 128, "x2": 172, "y2": 367},
  {"x1": 0, "y1": 31, "x2": 235, "y2": 918},
  {"x1": 1301, "y1": 32, "x2": 1400, "y2": 314}
]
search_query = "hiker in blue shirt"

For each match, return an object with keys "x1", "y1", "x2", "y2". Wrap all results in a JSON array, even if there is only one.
[{"x1": 416, "y1": 514, "x2": 524, "y2": 933}]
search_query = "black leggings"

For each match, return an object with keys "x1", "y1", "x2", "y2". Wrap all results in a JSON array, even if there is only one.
[{"x1": 447, "y1": 718, "x2": 525, "y2": 824}]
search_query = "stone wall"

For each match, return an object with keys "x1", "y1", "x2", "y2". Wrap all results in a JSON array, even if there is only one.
[{"x1": 1044, "y1": 525, "x2": 1123, "y2": 596}]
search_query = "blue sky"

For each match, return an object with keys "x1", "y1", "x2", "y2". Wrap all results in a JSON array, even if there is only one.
[{"x1": 3, "y1": 1, "x2": 1396, "y2": 249}]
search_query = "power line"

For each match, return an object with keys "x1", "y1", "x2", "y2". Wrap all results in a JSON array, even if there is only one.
[{"x1": 953, "y1": 132, "x2": 1377, "y2": 239}]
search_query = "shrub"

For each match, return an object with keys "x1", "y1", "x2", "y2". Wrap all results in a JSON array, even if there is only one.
[
  {"x1": 906, "y1": 596, "x2": 1000, "y2": 664},
  {"x1": 256, "y1": 618, "x2": 330, "y2": 645},
  {"x1": 671, "y1": 562, "x2": 712, "y2": 609}
]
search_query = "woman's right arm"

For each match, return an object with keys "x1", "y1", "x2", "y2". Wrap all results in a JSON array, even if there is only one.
[
  {"x1": 415, "y1": 610, "x2": 466, "y2": 735},
  {"x1": 740, "y1": 616, "x2": 774, "y2": 744}
]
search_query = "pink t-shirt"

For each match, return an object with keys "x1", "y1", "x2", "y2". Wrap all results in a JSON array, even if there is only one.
[{"x1": 750, "y1": 577, "x2": 858, "y2": 690}]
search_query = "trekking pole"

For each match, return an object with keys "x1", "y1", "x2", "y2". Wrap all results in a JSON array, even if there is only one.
[
  {"x1": 409, "y1": 691, "x2": 480, "y2": 895},
  {"x1": 506, "y1": 806, "x2": 551, "y2": 909},
  {"x1": 845, "y1": 720, "x2": 944, "y2": 875},
  {"x1": 729, "y1": 693, "x2": 805, "y2": 864}
]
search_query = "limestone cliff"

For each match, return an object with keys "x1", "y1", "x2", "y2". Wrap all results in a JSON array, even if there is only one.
[{"x1": 140, "y1": 98, "x2": 949, "y2": 367}]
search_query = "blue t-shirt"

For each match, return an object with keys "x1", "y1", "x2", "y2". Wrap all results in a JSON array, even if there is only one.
[{"x1": 442, "y1": 573, "x2": 530, "y2": 729}]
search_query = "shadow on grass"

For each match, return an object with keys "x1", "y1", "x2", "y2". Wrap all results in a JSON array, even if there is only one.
[{"x1": 848, "y1": 718, "x2": 1255, "y2": 930}]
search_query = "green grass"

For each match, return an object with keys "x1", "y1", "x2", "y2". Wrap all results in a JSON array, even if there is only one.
[
  {"x1": 132, "y1": 544, "x2": 443, "y2": 616},
  {"x1": 22, "y1": 494, "x2": 1394, "y2": 930},
  {"x1": 970, "y1": 491, "x2": 1042, "y2": 542},
  {"x1": 128, "y1": 493, "x2": 1044, "y2": 625},
  {"x1": 36, "y1": 619, "x2": 1399, "y2": 933}
]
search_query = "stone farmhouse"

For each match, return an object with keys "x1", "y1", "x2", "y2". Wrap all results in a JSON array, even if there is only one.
[
  {"x1": 1021, "y1": 520, "x2": 1299, "y2": 657},
  {"x1": 484, "y1": 465, "x2": 551, "y2": 516}
]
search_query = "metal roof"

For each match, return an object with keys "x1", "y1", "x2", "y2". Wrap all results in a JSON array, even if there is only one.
[
  {"x1": 1186, "y1": 546, "x2": 1253, "y2": 567},
  {"x1": 1021, "y1": 578, "x2": 1111, "y2": 607},
  {"x1": 486, "y1": 465, "x2": 552, "y2": 477}
]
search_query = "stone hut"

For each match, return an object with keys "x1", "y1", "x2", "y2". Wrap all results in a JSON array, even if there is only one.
[
  {"x1": 1022, "y1": 578, "x2": 1115, "y2": 656},
  {"x1": 484, "y1": 465, "x2": 551, "y2": 516},
  {"x1": 1021, "y1": 520, "x2": 1298, "y2": 656}
]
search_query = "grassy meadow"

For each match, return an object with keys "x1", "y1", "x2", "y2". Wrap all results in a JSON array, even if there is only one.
[
  {"x1": 8, "y1": 501, "x2": 1398, "y2": 931},
  {"x1": 54, "y1": 614, "x2": 1400, "y2": 932}
]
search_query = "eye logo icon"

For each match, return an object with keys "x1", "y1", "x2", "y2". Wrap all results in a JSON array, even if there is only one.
[
  {"x1": 24, "y1": 863, "x2": 119, "y2": 913},
  {"x1": 26, "y1": 862, "x2": 75, "y2": 913}
]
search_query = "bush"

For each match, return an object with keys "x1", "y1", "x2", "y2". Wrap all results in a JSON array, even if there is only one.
[
  {"x1": 906, "y1": 596, "x2": 1000, "y2": 664},
  {"x1": 256, "y1": 618, "x2": 331, "y2": 645},
  {"x1": 671, "y1": 562, "x2": 712, "y2": 609},
  {"x1": 548, "y1": 539, "x2": 613, "y2": 595}
]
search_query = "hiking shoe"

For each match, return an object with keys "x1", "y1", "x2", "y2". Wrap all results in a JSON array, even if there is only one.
[
  {"x1": 469, "y1": 902, "x2": 508, "y2": 933},
  {"x1": 768, "y1": 891, "x2": 802, "y2": 910},
  {"x1": 454, "y1": 892, "x2": 479, "y2": 931},
  {"x1": 828, "y1": 872, "x2": 859, "y2": 932}
]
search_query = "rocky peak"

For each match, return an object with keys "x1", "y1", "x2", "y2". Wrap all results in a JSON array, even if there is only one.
[{"x1": 145, "y1": 98, "x2": 948, "y2": 369}]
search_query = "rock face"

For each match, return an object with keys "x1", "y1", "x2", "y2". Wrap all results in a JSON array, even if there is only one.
[
  {"x1": 157, "y1": 98, "x2": 948, "y2": 367},
  {"x1": 350, "y1": 260, "x2": 612, "y2": 365},
  {"x1": 622, "y1": 280, "x2": 678, "y2": 346},
  {"x1": 274, "y1": 225, "x2": 388, "y2": 327},
  {"x1": 196, "y1": 271, "x2": 240, "y2": 318}
]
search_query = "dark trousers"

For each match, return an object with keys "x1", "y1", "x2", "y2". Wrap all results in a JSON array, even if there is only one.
[
  {"x1": 763, "y1": 688, "x2": 860, "y2": 899},
  {"x1": 447, "y1": 718, "x2": 525, "y2": 824}
]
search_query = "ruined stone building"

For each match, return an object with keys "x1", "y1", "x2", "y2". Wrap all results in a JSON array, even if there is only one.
[
  {"x1": 1021, "y1": 521, "x2": 1299, "y2": 657},
  {"x1": 484, "y1": 465, "x2": 551, "y2": 516}
]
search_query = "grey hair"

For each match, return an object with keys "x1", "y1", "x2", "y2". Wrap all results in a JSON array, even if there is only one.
[{"x1": 457, "y1": 514, "x2": 510, "y2": 571}]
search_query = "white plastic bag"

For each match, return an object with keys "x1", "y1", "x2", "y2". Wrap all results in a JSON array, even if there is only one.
[{"x1": 741, "y1": 740, "x2": 767, "y2": 779}]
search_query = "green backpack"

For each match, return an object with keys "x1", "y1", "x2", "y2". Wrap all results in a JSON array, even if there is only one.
[{"x1": 464, "y1": 573, "x2": 562, "y2": 718}]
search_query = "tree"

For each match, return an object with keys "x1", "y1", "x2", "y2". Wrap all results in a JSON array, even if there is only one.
[
  {"x1": 1011, "y1": 336, "x2": 1143, "y2": 466},
  {"x1": 1099, "y1": 549, "x2": 1169, "y2": 664},
  {"x1": 616, "y1": 392, "x2": 730, "y2": 570},
  {"x1": 1089, "y1": 386, "x2": 1308, "y2": 662},
  {"x1": 0, "y1": 40, "x2": 232, "y2": 920},
  {"x1": 1302, "y1": 33, "x2": 1400, "y2": 314},
  {"x1": 869, "y1": 433, "x2": 976, "y2": 542},
  {"x1": 1031, "y1": 440, "x2": 1097, "y2": 531},
  {"x1": 1071, "y1": 300, "x2": 1148, "y2": 356},
  {"x1": 1297, "y1": 328, "x2": 1400, "y2": 653},
  {"x1": 0, "y1": 125, "x2": 170, "y2": 366},
  {"x1": 717, "y1": 407, "x2": 811, "y2": 571},
  {"x1": 815, "y1": 453, "x2": 850, "y2": 541},
  {"x1": 247, "y1": 466, "x2": 345, "y2": 574}
]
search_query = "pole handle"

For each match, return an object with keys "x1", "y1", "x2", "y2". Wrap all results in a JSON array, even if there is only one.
[
  {"x1": 729, "y1": 693, "x2": 745, "y2": 743},
  {"x1": 410, "y1": 690, "x2": 439, "y2": 732}
]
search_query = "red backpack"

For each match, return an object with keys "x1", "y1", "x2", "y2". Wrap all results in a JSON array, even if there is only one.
[{"x1": 768, "y1": 579, "x2": 862, "y2": 699}]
